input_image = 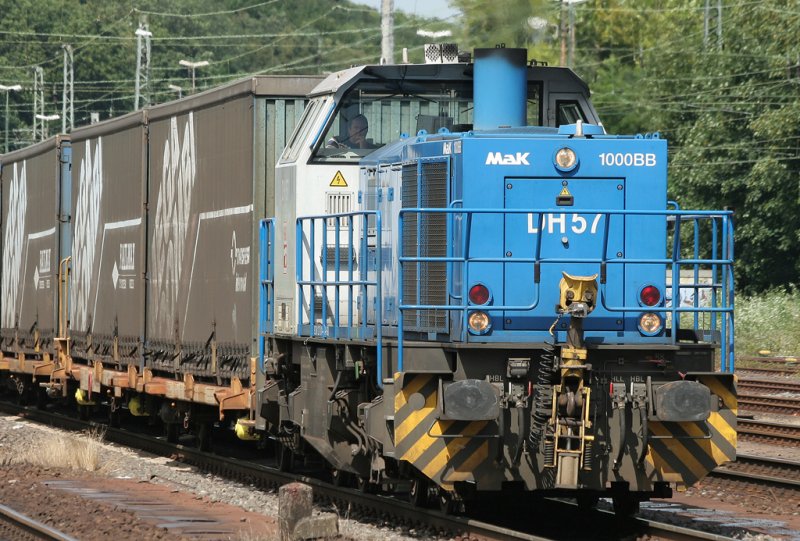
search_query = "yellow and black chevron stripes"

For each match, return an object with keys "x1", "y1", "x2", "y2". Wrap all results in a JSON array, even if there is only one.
[
  {"x1": 394, "y1": 373, "x2": 494, "y2": 490},
  {"x1": 646, "y1": 374, "x2": 737, "y2": 487}
]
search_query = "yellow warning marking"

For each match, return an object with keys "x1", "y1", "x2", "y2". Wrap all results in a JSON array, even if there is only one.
[
  {"x1": 330, "y1": 170, "x2": 348, "y2": 187},
  {"x1": 444, "y1": 441, "x2": 490, "y2": 482},
  {"x1": 680, "y1": 417, "x2": 734, "y2": 465},
  {"x1": 707, "y1": 411, "x2": 738, "y2": 448},
  {"x1": 646, "y1": 447, "x2": 684, "y2": 483},
  {"x1": 395, "y1": 391, "x2": 437, "y2": 446},
  {"x1": 559, "y1": 186, "x2": 572, "y2": 197},
  {"x1": 699, "y1": 376, "x2": 737, "y2": 413},
  {"x1": 394, "y1": 374, "x2": 432, "y2": 412},
  {"x1": 649, "y1": 422, "x2": 708, "y2": 481},
  {"x1": 401, "y1": 420, "x2": 456, "y2": 463},
  {"x1": 422, "y1": 422, "x2": 488, "y2": 479}
]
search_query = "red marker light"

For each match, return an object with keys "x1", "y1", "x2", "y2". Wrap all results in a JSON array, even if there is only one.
[
  {"x1": 640, "y1": 285, "x2": 661, "y2": 307},
  {"x1": 469, "y1": 284, "x2": 490, "y2": 305}
]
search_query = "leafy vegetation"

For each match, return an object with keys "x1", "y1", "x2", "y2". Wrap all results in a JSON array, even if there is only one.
[
  {"x1": 734, "y1": 287, "x2": 800, "y2": 358},
  {"x1": 1, "y1": 0, "x2": 798, "y2": 295}
]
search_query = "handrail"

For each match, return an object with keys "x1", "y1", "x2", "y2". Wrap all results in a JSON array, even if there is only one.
[
  {"x1": 258, "y1": 219, "x2": 275, "y2": 373},
  {"x1": 398, "y1": 206, "x2": 734, "y2": 371},
  {"x1": 295, "y1": 211, "x2": 383, "y2": 388}
]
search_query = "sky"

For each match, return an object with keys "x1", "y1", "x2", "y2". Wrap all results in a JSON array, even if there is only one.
[{"x1": 350, "y1": 0, "x2": 461, "y2": 21}]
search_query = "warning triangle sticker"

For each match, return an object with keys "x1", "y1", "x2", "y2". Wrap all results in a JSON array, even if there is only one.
[
  {"x1": 330, "y1": 171, "x2": 348, "y2": 187},
  {"x1": 559, "y1": 186, "x2": 572, "y2": 197}
]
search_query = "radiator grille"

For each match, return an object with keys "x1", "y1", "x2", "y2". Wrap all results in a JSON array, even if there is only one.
[
  {"x1": 326, "y1": 192, "x2": 352, "y2": 227},
  {"x1": 402, "y1": 161, "x2": 448, "y2": 333}
]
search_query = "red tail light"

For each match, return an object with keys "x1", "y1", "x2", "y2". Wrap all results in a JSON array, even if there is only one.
[
  {"x1": 640, "y1": 285, "x2": 661, "y2": 307},
  {"x1": 469, "y1": 284, "x2": 490, "y2": 305}
]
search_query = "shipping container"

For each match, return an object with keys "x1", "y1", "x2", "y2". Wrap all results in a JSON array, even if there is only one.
[
  {"x1": 145, "y1": 76, "x2": 320, "y2": 381},
  {"x1": 68, "y1": 111, "x2": 147, "y2": 366},
  {"x1": 0, "y1": 136, "x2": 70, "y2": 356}
]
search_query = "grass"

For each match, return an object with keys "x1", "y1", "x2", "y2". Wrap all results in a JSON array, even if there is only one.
[
  {"x1": 1, "y1": 427, "x2": 106, "y2": 472},
  {"x1": 735, "y1": 286, "x2": 800, "y2": 358}
]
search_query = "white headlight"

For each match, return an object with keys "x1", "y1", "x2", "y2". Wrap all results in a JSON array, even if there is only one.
[
  {"x1": 555, "y1": 147, "x2": 577, "y2": 170},
  {"x1": 468, "y1": 311, "x2": 492, "y2": 334},
  {"x1": 638, "y1": 312, "x2": 663, "y2": 335}
]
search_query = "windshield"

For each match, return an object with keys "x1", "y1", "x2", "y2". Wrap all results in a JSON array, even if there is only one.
[{"x1": 312, "y1": 79, "x2": 542, "y2": 163}]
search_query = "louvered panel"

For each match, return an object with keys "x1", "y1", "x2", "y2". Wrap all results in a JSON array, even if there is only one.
[{"x1": 402, "y1": 160, "x2": 448, "y2": 333}]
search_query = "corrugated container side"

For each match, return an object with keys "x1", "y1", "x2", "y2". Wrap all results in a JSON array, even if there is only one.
[
  {"x1": 0, "y1": 137, "x2": 67, "y2": 355},
  {"x1": 147, "y1": 96, "x2": 257, "y2": 380},
  {"x1": 69, "y1": 112, "x2": 147, "y2": 365},
  {"x1": 144, "y1": 76, "x2": 318, "y2": 382}
]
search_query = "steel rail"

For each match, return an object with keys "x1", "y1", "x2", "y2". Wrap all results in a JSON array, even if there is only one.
[
  {"x1": 0, "y1": 503, "x2": 79, "y2": 541},
  {"x1": 0, "y1": 401, "x2": 749, "y2": 541},
  {"x1": 736, "y1": 366, "x2": 799, "y2": 377},
  {"x1": 737, "y1": 393, "x2": 800, "y2": 415},
  {"x1": 711, "y1": 453, "x2": 800, "y2": 489},
  {"x1": 737, "y1": 418, "x2": 800, "y2": 446},
  {"x1": 738, "y1": 377, "x2": 800, "y2": 394}
]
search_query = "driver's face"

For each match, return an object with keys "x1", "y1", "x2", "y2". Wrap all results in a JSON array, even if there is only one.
[{"x1": 349, "y1": 118, "x2": 367, "y2": 144}]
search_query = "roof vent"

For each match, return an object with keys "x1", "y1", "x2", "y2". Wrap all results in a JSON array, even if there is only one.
[{"x1": 424, "y1": 43, "x2": 459, "y2": 64}]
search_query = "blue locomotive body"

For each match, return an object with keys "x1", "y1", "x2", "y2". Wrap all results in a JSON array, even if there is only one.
[{"x1": 265, "y1": 47, "x2": 736, "y2": 512}]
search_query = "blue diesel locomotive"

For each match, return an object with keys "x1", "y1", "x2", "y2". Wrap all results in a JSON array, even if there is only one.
[
  {"x1": 0, "y1": 45, "x2": 735, "y2": 516},
  {"x1": 260, "y1": 46, "x2": 735, "y2": 513}
]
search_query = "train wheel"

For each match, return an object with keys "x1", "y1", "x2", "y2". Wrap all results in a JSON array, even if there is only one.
[
  {"x1": 356, "y1": 476, "x2": 375, "y2": 494},
  {"x1": 109, "y1": 408, "x2": 122, "y2": 428},
  {"x1": 408, "y1": 477, "x2": 429, "y2": 507},
  {"x1": 78, "y1": 405, "x2": 91, "y2": 421},
  {"x1": 576, "y1": 494, "x2": 599, "y2": 511},
  {"x1": 277, "y1": 442, "x2": 293, "y2": 472},
  {"x1": 331, "y1": 468, "x2": 351, "y2": 487},
  {"x1": 35, "y1": 386, "x2": 48, "y2": 410},
  {"x1": 164, "y1": 422, "x2": 179, "y2": 443},
  {"x1": 612, "y1": 495, "x2": 639, "y2": 516},
  {"x1": 437, "y1": 490, "x2": 457, "y2": 514},
  {"x1": 196, "y1": 422, "x2": 213, "y2": 452}
]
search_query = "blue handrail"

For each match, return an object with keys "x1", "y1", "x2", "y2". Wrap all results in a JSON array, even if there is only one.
[
  {"x1": 397, "y1": 207, "x2": 734, "y2": 372},
  {"x1": 258, "y1": 218, "x2": 275, "y2": 373},
  {"x1": 295, "y1": 211, "x2": 383, "y2": 387}
]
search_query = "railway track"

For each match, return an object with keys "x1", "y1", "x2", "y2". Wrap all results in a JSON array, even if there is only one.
[
  {"x1": 0, "y1": 504, "x2": 78, "y2": 541},
  {"x1": 738, "y1": 393, "x2": 800, "y2": 415},
  {"x1": 738, "y1": 377, "x2": 800, "y2": 394},
  {"x1": 737, "y1": 417, "x2": 800, "y2": 446},
  {"x1": 737, "y1": 366, "x2": 799, "y2": 378},
  {"x1": 0, "y1": 400, "x2": 743, "y2": 541},
  {"x1": 710, "y1": 453, "x2": 800, "y2": 492}
]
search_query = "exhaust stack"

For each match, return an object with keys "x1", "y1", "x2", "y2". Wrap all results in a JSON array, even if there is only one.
[{"x1": 473, "y1": 47, "x2": 527, "y2": 130}]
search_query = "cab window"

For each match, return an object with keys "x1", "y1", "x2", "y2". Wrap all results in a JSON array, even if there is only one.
[{"x1": 556, "y1": 100, "x2": 587, "y2": 126}]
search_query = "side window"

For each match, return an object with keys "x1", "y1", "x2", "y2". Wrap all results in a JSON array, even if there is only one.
[
  {"x1": 556, "y1": 100, "x2": 587, "y2": 126},
  {"x1": 280, "y1": 97, "x2": 328, "y2": 164}
]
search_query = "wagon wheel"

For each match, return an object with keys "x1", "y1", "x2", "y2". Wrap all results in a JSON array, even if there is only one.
[
  {"x1": 408, "y1": 476, "x2": 429, "y2": 507},
  {"x1": 196, "y1": 422, "x2": 213, "y2": 452},
  {"x1": 612, "y1": 495, "x2": 640, "y2": 516},
  {"x1": 276, "y1": 442, "x2": 294, "y2": 472}
]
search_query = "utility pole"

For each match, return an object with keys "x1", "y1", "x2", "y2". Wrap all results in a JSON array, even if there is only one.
[
  {"x1": 704, "y1": 0, "x2": 723, "y2": 48},
  {"x1": 380, "y1": 0, "x2": 394, "y2": 64},
  {"x1": 0, "y1": 84, "x2": 22, "y2": 153},
  {"x1": 32, "y1": 66, "x2": 44, "y2": 141},
  {"x1": 134, "y1": 20, "x2": 152, "y2": 109},
  {"x1": 62, "y1": 44, "x2": 74, "y2": 133},
  {"x1": 559, "y1": 1, "x2": 567, "y2": 66},
  {"x1": 562, "y1": 0, "x2": 587, "y2": 69}
]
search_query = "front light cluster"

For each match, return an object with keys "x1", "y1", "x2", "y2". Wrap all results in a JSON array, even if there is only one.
[{"x1": 468, "y1": 282, "x2": 492, "y2": 335}]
